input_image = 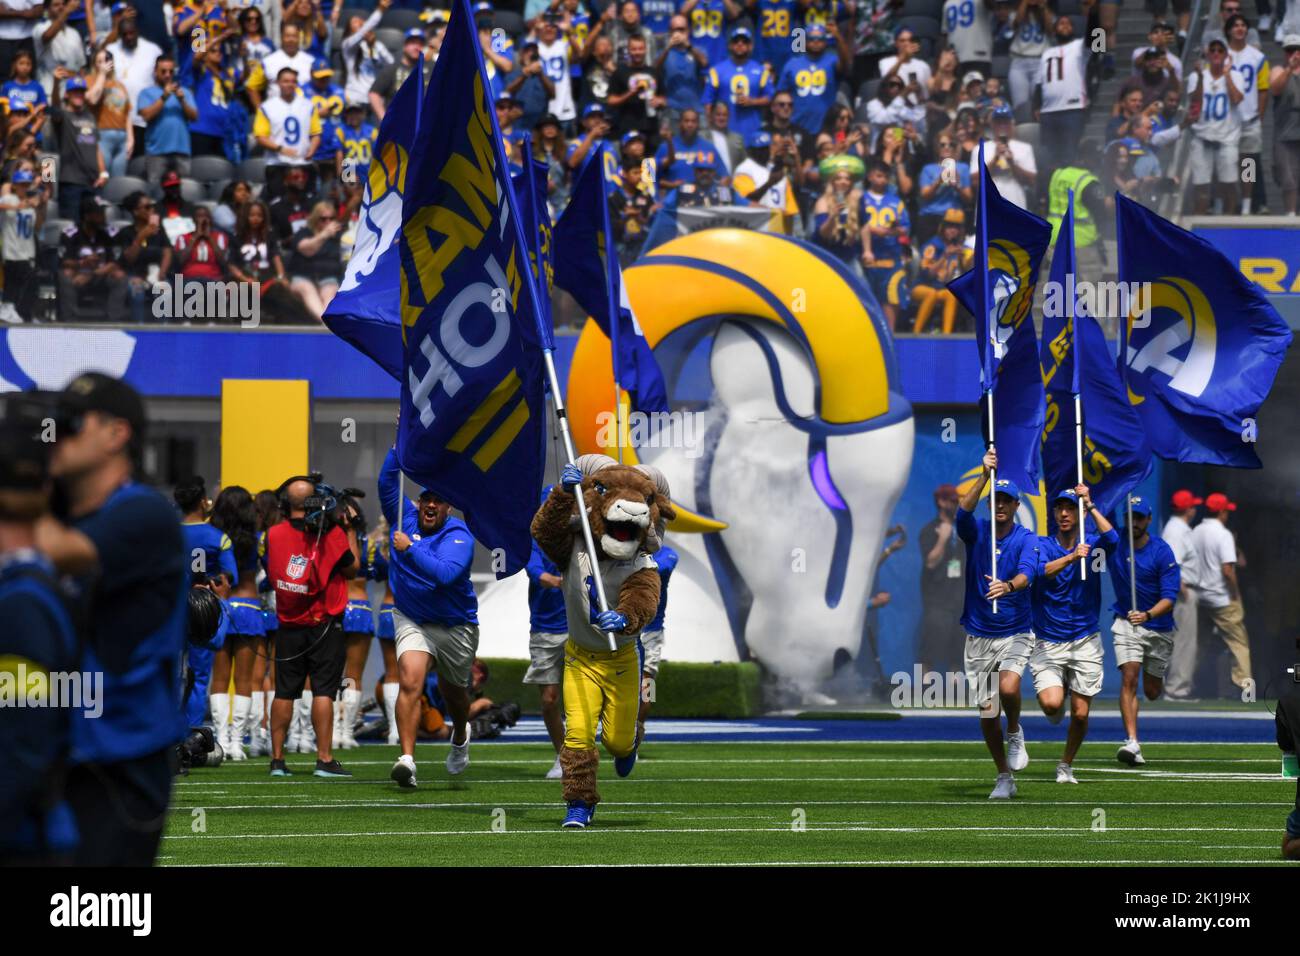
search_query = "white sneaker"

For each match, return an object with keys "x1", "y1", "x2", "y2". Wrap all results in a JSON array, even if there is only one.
[
  {"x1": 446, "y1": 724, "x2": 471, "y2": 775},
  {"x1": 1055, "y1": 762, "x2": 1079, "y2": 784},
  {"x1": 545, "y1": 755, "x2": 563, "y2": 780},
  {"x1": 989, "y1": 772, "x2": 1016, "y2": 799},
  {"x1": 1117, "y1": 739, "x2": 1146, "y2": 766},
  {"x1": 390, "y1": 754, "x2": 417, "y2": 789},
  {"x1": 1006, "y1": 728, "x2": 1029, "y2": 771}
]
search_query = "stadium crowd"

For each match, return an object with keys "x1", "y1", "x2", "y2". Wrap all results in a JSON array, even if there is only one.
[{"x1": 0, "y1": 0, "x2": 1295, "y2": 330}]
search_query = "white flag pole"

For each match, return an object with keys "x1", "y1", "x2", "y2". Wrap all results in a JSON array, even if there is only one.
[
  {"x1": 987, "y1": 393, "x2": 998, "y2": 615},
  {"x1": 1127, "y1": 496, "x2": 1138, "y2": 614},
  {"x1": 1075, "y1": 391, "x2": 1087, "y2": 579}
]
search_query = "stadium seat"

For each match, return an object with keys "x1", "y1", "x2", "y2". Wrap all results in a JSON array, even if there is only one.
[
  {"x1": 1067, "y1": 14, "x2": 1086, "y2": 38},
  {"x1": 102, "y1": 175, "x2": 151, "y2": 205},
  {"x1": 379, "y1": 8, "x2": 422, "y2": 31},
  {"x1": 1015, "y1": 121, "x2": 1040, "y2": 156},
  {"x1": 1013, "y1": 100, "x2": 1034, "y2": 124},
  {"x1": 127, "y1": 155, "x2": 147, "y2": 178},
  {"x1": 179, "y1": 178, "x2": 207, "y2": 204},
  {"x1": 41, "y1": 218, "x2": 71, "y2": 247},
  {"x1": 376, "y1": 27, "x2": 406, "y2": 55},
  {"x1": 897, "y1": 16, "x2": 941, "y2": 43},
  {"x1": 856, "y1": 78, "x2": 880, "y2": 107},
  {"x1": 338, "y1": 6, "x2": 371, "y2": 27},
  {"x1": 190, "y1": 155, "x2": 235, "y2": 184},
  {"x1": 237, "y1": 157, "x2": 267, "y2": 183},
  {"x1": 494, "y1": 10, "x2": 525, "y2": 37},
  {"x1": 207, "y1": 178, "x2": 231, "y2": 201},
  {"x1": 901, "y1": 0, "x2": 944, "y2": 18},
  {"x1": 991, "y1": 54, "x2": 1010, "y2": 79}
]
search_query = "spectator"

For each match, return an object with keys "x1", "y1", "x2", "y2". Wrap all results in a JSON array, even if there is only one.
[
  {"x1": 1216, "y1": 0, "x2": 1261, "y2": 48},
  {"x1": 235, "y1": 4, "x2": 275, "y2": 66},
  {"x1": 678, "y1": 160, "x2": 734, "y2": 205},
  {"x1": 474, "y1": 3, "x2": 515, "y2": 100},
  {"x1": 269, "y1": 164, "x2": 316, "y2": 240},
  {"x1": 507, "y1": 40, "x2": 555, "y2": 134},
  {"x1": 33, "y1": 0, "x2": 85, "y2": 96},
  {"x1": 495, "y1": 91, "x2": 525, "y2": 169},
  {"x1": 261, "y1": 24, "x2": 314, "y2": 89},
  {"x1": 705, "y1": 98, "x2": 744, "y2": 173},
  {"x1": 1186, "y1": 36, "x2": 1243, "y2": 215},
  {"x1": 878, "y1": 28, "x2": 931, "y2": 98},
  {"x1": 655, "y1": 13, "x2": 704, "y2": 126},
  {"x1": 0, "y1": 165, "x2": 45, "y2": 322},
  {"x1": 340, "y1": 0, "x2": 393, "y2": 108},
  {"x1": 281, "y1": 0, "x2": 328, "y2": 59},
  {"x1": 607, "y1": 0, "x2": 656, "y2": 66},
  {"x1": 172, "y1": 0, "x2": 228, "y2": 88},
  {"x1": 1106, "y1": 87, "x2": 1150, "y2": 142},
  {"x1": 173, "y1": 204, "x2": 231, "y2": 292},
  {"x1": 1222, "y1": 15, "x2": 1269, "y2": 214},
  {"x1": 609, "y1": 155, "x2": 652, "y2": 263},
  {"x1": 103, "y1": 5, "x2": 159, "y2": 133},
  {"x1": 702, "y1": 26, "x2": 771, "y2": 141},
  {"x1": 928, "y1": 48, "x2": 962, "y2": 112},
  {"x1": 230, "y1": 198, "x2": 314, "y2": 325},
  {"x1": 751, "y1": 0, "x2": 794, "y2": 78},
  {"x1": 532, "y1": 113, "x2": 570, "y2": 218},
  {"x1": 338, "y1": 102, "x2": 376, "y2": 183},
  {"x1": 4, "y1": 95, "x2": 40, "y2": 141},
  {"x1": 914, "y1": 482, "x2": 966, "y2": 671},
  {"x1": 911, "y1": 209, "x2": 972, "y2": 333},
  {"x1": 136, "y1": 55, "x2": 196, "y2": 183},
  {"x1": 811, "y1": 166, "x2": 864, "y2": 272},
  {"x1": 942, "y1": 0, "x2": 993, "y2": 77},
  {"x1": 865, "y1": 74, "x2": 924, "y2": 151},
  {"x1": 1273, "y1": 35, "x2": 1300, "y2": 216},
  {"x1": 952, "y1": 103, "x2": 981, "y2": 162},
  {"x1": 1190, "y1": 492, "x2": 1251, "y2": 694},
  {"x1": 655, "y1": 106, "x2": 725, "y2": 188},
  {"x1": 765, "y1": 89, "x2": 810, "y2": 159},
  {"x1": 213, "y1": 179, "x2": 252, "y2": 234},
  {"x1": 114, "y1": 190, "x2": 170, "y2": 322},
  {"x1": 536, "y1": 12, "x2": 577, "y2": 125},
  {"x1": 48, "y1": 72, "x2": 106, "y2": 219},
  {"x1": 1045, "y1": 137, "x2": 1106, "y2": 292},
  {"x1": 577, "y1": 33, "x2": 616, "y2": 113},
  {"x1": 778, "y1": 22, "x2": 848, "y2": 139},
  {"x1": 157, "y1": 169, "x2": 196, "y2": 245},
  {"x1": 1007, "y1": 0, "x2": 1049, "y2": 110},
  {"x1": 369, "y1": 27, "x2": 427, "y2": 121},
  {"x1": 1131, "y1": 20, "x2": 1182, "y2": 82},
  {"x1": 287, "y1": 200, "x2": 343, "y2": 319},
  {"x1": 190, "y1": 44, "x2": 236, "y2": 160},
  {"x1": 1102, "y1": 140, "x2": 1139, "y2": 198},
  {"x1": 916, "y1": 131, "x2": 972, "y2": 241},
  {"x1": 567, "y1": 100, "x2": 617, "y2": 177},
  {"x1": 1, "y1": 127, "x2": 35, "y2": 177},
  {"x1": 969, "y1": 103, "x2": 1035, "y2": 209},
  {"x1": 1118, "y1": 49, "x2": 1178, "y2": 110},
  {"x1": 58, "y1": 193, "x2": 127, "y2": 322},
  {"x1": 858, "y1": 157, "x2": 910, "y2": 329},
  {"x1": 608, "y1": 32, "x2": 659, "y2": 143},
  {"x1": 305, "y1": 56, "x2": 345, "y2": 183},
  {"x1": 1036, "y1": 14, "x2": 1088, "y2": 184},
  {"x1": 85, "y1": 46, "x2": 130, "y2": 177},
  {"x1": 1123, "y1": 114, "x2": 1165, "y2": 186},
  {"x1": 734, "y1": 129, "x2": 801, "y2": 234},
  {"x1": 0, "y1": 1, "x2": 39, "y2": 83},
  {"x1": 681, "y1": 0, "x2": 732, "y2": 72},
  {"x1": 850, "y1": 0, "x2": 901, "y2": 88},
  {"x1": 4, "y1": 47, "x2": 44, "y2": 119},
  {"x1": 254, "y1": 65, "x2": 321, "y2": 199}
]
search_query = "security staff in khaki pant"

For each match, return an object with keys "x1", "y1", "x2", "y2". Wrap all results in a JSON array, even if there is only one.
[{"x1": 1190, "y1": 492, "x2": 1251, "y2": 693}]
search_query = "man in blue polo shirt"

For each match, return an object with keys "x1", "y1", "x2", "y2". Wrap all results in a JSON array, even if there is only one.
[
  {"x1": 1109, "y1": 494, "x2": 1179, "y2": 767},
  {"x1": 1029, "y1": 483, "x2": 1119, "y2": 784},
  {"x1": 524, "y1": 485, "x2": 569, "y2": 781},
  {"x1": 955, "y1": 448, "x2": 1040, "y2": 800}
]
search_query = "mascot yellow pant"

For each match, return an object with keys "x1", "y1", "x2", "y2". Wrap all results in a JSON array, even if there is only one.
[{"x1": 560, "y1": 639, "x2": 641, "y2": 805}]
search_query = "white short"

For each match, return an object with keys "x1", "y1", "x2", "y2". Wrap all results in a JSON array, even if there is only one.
[
  {"x1": 963, "y1": 632, "x2": 1034, "y2": 706},
  {"x1": 1030, "y1": 632, "x2": 1104, "y2": 697},
  {"x1": 640, "y1": 629, "x2": 664, "y2": 676},
  {"x1": 522, "y1": 631, "x2": 568, "y2": 685},
  {"x1": 392, "y1": 608, "x2": 479, "y2": 688},
  {"x1": 1189, "y1": 136, "x2": 1239, "y2": 186},
  {"x1": 1111, "y1": 617, "x2": 1176, "y2": 679},
  {"x1": 1239, "y1": 117, "x2": 1262, "y2": 155}
]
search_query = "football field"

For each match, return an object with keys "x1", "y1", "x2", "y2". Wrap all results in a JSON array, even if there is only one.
[{"x1": 163, "y1": 723, "x2": 1296, "y2": 867}]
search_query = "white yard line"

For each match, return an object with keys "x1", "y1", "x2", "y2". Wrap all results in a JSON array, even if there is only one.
[{"x1": 167, "y1": 798, "x2": 1292, "y2": 810}]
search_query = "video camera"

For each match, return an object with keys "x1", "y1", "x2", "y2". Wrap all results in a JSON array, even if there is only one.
[
  {"x1": 282, "y1": 471, "x2": 368, "y2": 533},
  {"x1": 175, "y1": 726, "x2": 223, "y2": 775}
]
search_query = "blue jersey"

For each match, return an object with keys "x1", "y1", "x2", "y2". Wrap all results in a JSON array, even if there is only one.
[
  {"x1": 1109, "y1": 534, "x2": 1180, "y2": 632},
  {"x1": 305, "y1": 81, "x2": 346, "y2": 122},
  {"x1": 702, "y1": 57, "x2": 773, "y2": 139},
  {"x1": 173, "y1": 4, "x2": 227, "y2": 86},
  {"x1": 662, "y1": 46, "x2": 703, "y2": 111},
  {"x1": 646, "y1": 543, "x2": 678, "y2": 630},
  {"x1": 639, "y1": 0, "x2": 678, "y2": 34},
  {"x1": 687, "y1": 0, "x2": 729, "y2": 68},
  {"x1": 191, "y1": 69, "x2": 236, "y2": 139},
  {"x1": 569, "y1": 10, "x2": 593, "y2": 78},
  {"x1": 313, "y1": 117, "x2": 344, "y2": 163},
  {"x1": 339, "y1": 121, "x2": 378, "y2": 177},
  {"x1": 0, "y1": 552, "x2": 79, "y2": 858},
  {"x1": 755, "y1": 0, "x2": 797, "y2": 73},
  {"x1": 778, "y1": 50, "x2": 838, "y2": 135},
  {"x1": 181, "y1": 520, "x2": 238, "y2": 585},
  {"x1": 72, "y1": 482, "x2": 189, "y2": 764},
  {"x1": 566, "y1": 139, "x2": 621, "y2": 192},
  {"x1": 654, "y1": 133, "x2": 727, "y2": 182},
  {"x1": 379, "y1": 448, "x2": 478, "y2": 626},
  {"x1": 955, "y1": 508, "x2": 1039, "y2": 638},
  {"x1": 860, "y1": 190, "x2": 910, "y2": 267},
  {"x1": 1032, "y1": 529, "x2": 1120, "y2": 642}
]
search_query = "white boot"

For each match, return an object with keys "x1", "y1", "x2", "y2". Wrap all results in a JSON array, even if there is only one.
[
  {"x1": 229, "y1": 695, "x2": 250, "y2": 760},
  {"x1": 383, "y1": 681, "x2": 400, "y2": 746},
  {"x1": 285, "y1": 695, "x2": 302, "y2": 753},
  {"x1": 341, "y1": 687, "x2": 361, "y2": 749},
  {"x1": 297, "y1": 692, "x2": 317, "y2": 753},
  {"x1": 210, "y1": 692, "x2": 231, "y2": 752},
  {"x1": 248, "y1": 692, "x2": 267, "y2": 757},
  {"x1": 333, "y1": 697, "x2": 345, "y2": 746}
]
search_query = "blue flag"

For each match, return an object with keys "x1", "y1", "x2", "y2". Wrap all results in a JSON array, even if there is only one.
[
  {"x1": 949, "y1": 147, "x2": 1052, "y2": 494},
  {"x1": 396, "y1": 0, "x2": 548, "y2": 576},
  {"x1": 1116, "y1": 194, "x2": 1292, "y2": 467},
  {"x1": 322, "y1": 61, "x2": 423, "y2": 380},
  {"x1": 553, "y1": 154, "x2": 669, "y2": 415},
  {"x1": 512, "y1": 144, "x2": 555, "y2": 350},
  {"x1": 1040, "y1": 192, "x2": 1152, "y2": 517}
]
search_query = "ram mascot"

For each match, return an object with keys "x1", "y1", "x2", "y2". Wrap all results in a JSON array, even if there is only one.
[{"x1": 530, "y1": 453, "x2": 676, "y2": 828}]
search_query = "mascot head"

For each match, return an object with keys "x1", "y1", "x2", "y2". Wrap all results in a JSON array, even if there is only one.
[{"x1": 576, "y1": 463, "x2": 677, "y2": 561}]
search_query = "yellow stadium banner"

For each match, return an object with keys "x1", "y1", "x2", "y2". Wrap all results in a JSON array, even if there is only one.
[{"x1": 221, "y1": 380, "x2": 310, "y2": 493}]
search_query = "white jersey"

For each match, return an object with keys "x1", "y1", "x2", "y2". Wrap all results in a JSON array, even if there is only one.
[
  {"x1": 562, "y1": 545, "x2": 658, "y2": 652},
  {"x1": 0, "y1": 193, "x2": 36, "y2": 261},
  {"x1": 942, "y1": 0, "x2": 992, "y2": 64},
  {"x1": 1039, "y1": 38, "x2": 1088, "y2": 113},
  {"x1": 537, "y1": 37, "x2": 576, "y2": 121},
  {"x1": 1189, "y1": 67, "x2": 1243, "y2": 143},
  {"x1": 1225, "y1": 45, "x2": 1267, "y2": 123},
  {"x1": 254, "y1": 93, "x2": 322, "y2": 166},
  {"x1": 1009, "y1": 12, "x2": 1049, "y2": 58}
]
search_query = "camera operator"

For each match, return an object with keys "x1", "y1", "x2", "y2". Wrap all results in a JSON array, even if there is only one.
[
  {"x1": 33, "y1": 373, "x2": 189, "y2": 867},
  {"x1": 0, "y1": 392, "x2": 79, "y2": 865},
  {"x1": 1278, "y1": 648, "x2": 1300, "y2": 860},
  {"x1": 263, "y1": 475, "x2": 360, "y2": 778}
]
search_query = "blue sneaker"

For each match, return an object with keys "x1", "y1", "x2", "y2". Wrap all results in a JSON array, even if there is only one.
[
  {"x1": 614, "y1": 748, "x2": 638, "y2": 778},
  {"x1": 562, "y1": 800, "x2": 593, "y2": 828}
]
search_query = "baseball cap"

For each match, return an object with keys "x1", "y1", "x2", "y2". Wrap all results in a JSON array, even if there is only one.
[
  {"x1": 621, "y1": 130, "x2": 643, "y2": 146},
  {"x1": 729, "y1": 25, "x2": 752, "y2": 40},
  {"x1": 806, "y1": 24, "x2": 828, "y2": 40},
  {"x1": 1170, "y1": 489, "x2": 1203, "y2": 509},
  {"x1": 11, "y1": 168, "x2": 33, "y2": 184},
  {"x1": 79, "y1": 193, "x2": 110, "y2": 213},
  {"x1": 311, "y1": 57, "x2": 334, "y2": 78},
  {"x1": 0, "y1": 391, "x2": 58, "y2": 491},
  {"x1": 1128, "y1": 495, "x2": 1152, "y2": 517},
  {"x1": 992, "y1": 103, "x2": 1014, "y2": 121},
  {"x1": 472, "y1": 1, "x2": 494, "y2": 15},
  {"x1": 161, "y1": 169, "x2": 182, "y2": 188},
  {"x1": 1053, "y1": 488, "x2": 1080, "y2": 506},
  {"x1": 420, "y1": 8, "x2": 450, "y2": 24},
  {"x1": 64, "y1": 76, "x2": 88, "y2": 93},
  {"x1": 58, "y1": 373, "x2": 147, "y2": 446},
  {"x1": 343, "y1": 101, "x2": 365, "y2": 113},
  {"x1": 1206, "y1": 35, "x2": 1227, "y2": 49},
  {"x1": 993, "y1": 477, "x2": 1021, "y2": 501},
  {"x1": 110, "y1": 1, "x2": 130, "y2": 16},
  {"x1": 745, "y1": 130, "x2": 771, "y2": 149},
  {"x1": 495, "y1": 90, "x2": 516, "y2": 105},
  {"x1": 1205, "y1": 492, "x2": 1237, "y2": 512},
  {"x1": 582, "y1": 102, "x2": 607, "y2": 117},
  {"x1": 1284, "y1": 34, "x2": 1300, "y2": 51},
  {"x1": 404, "y1": 27, "x2": 427, "y2": 41},
  {"x1": 962, "y1": 70, "x2": 984, "y2": 87}
]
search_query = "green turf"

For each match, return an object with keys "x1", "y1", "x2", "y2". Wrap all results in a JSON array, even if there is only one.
[{"x1": 162, "y1": 740, "x2": 1297, "y2": 866}]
